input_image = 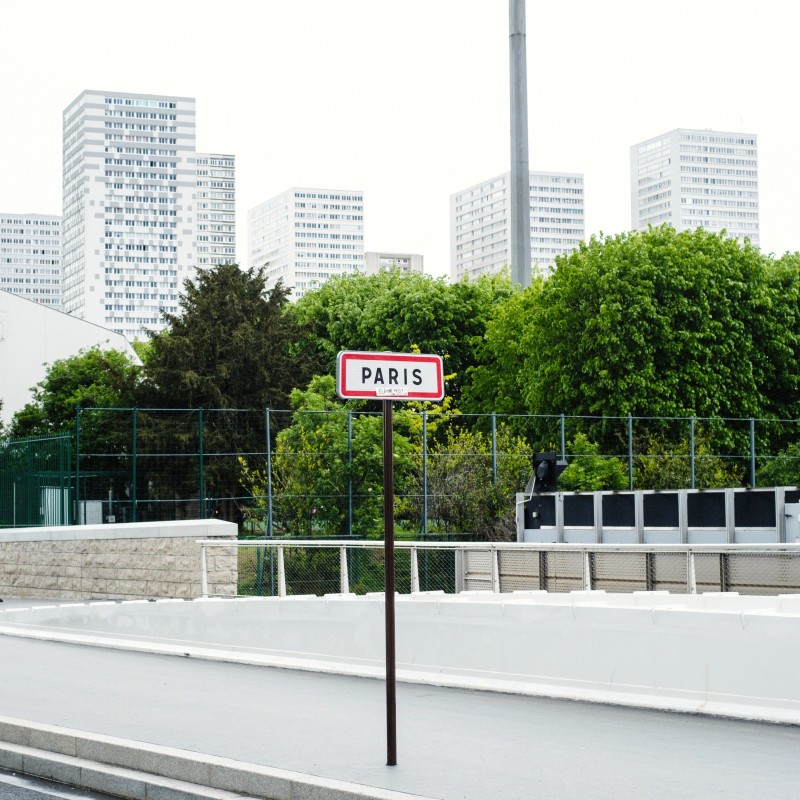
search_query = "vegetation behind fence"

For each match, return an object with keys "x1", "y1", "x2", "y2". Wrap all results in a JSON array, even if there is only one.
[{"x1": 5, "y1": 406, "x2": 800, "y2": 533}]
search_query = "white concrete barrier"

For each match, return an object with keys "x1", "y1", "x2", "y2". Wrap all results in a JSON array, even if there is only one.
[{"x1": 1, "y1": 590, "x2": 799, "y2": 724}]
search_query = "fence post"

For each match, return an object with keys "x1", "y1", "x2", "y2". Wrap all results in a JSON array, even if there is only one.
[
  {"x1": 689, "y1": 416, "x2": 696, "y2": 490},
  {"x1": 26, "y1": 438, "x2": 33, "y2": 526},
  {"x1": 560, "y1": 414, "x2": 566, "y2": 460},
  {"x1": 348, "y1": 410, "x2": 353, "y2": 537},
  {"x1": 62, "y1": 434, "x2": 71, "y2": 526},
  {"x1": 687, "y1": 550, "x2": 697, "y2": 594},
  {"x1": 422, "y1": 409, "x2": 428, "y2": 537},
  {"x1": 491, "y1": 546, "x2": 500, "y2": 593},
  {"x1": 265, "y1": 409, "x2": 273, "y2": 537},
  {"x1": 411, "y1": 547, "x2": 420, "y2": 593},
  {"x1": 277, "y1": 544, "x2": 286, "y2": 597},
  {"x1": 749, "y1": 417, "x2": 756, "y2": 488},
  {"x1": 75, "y1": 406, "x2": 81, "y2": 525},
  {"x1": 491, "y1": 412, "x2": 498, "y2": 486},
  {"x1": 583, "y1": 549, "x2": 593, "y2": 590},
  {"x1": 200, "y1": 545, "x2": 209, "y2": 598},
  {"x1": 627, "y1": 415, "x2": 634, "y2": 490},
  {"x1": 339, "y1": 546, "x2": 350, "y2": 594},
  {"x1": 198, "y1": 408, "x2": 206, "y2": 518},
  {"x1": 131, "y1": 407, "x2": 138, "y2": 523}
]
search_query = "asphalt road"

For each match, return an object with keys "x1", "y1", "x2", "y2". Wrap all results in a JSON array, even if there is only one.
[{"x1": 1, "y1": 634, "x2": 799, "y2": 800}]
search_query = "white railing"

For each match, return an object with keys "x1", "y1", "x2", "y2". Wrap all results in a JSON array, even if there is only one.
[{"x1": 197, "y1": 539, "x2": 800, "y2": 599}]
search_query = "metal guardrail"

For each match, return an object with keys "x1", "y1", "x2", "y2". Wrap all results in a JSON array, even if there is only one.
[{"x1": 197, "y1": 540, "x2": 800, "y2": 599}]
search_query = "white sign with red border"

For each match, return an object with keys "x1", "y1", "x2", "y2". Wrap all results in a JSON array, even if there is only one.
[{"x1": 336, "y1": 351, "x2": 444, "y2": 401}]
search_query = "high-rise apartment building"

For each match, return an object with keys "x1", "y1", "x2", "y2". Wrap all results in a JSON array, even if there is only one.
[
  {"x1": 62, "y1": 90, "x2": 198, "y2": 339},
  {"x1": 630, "y1": 128, "x2": 759, "y2": 245},
  {"x1": 248, "y1": 188, "x2": 364, "y2": 299},
  {"x1": 0, "y1": 213, "x2": 62, "y2": 308},
  {"x1": 364, "y1": 251, "x2": 423, "y2": 276},
  {"x1": 196, "y1": 153, "x2": 236, "y2": 268},
  {"x1": 450, "y1": 171, "x2": 585, "y2": 282}
]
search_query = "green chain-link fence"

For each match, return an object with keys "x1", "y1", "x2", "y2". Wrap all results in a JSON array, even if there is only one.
[
  {"x1": 5, "y1": 408, "x2": 800, "y2": 532},
  {"x1": 0, "y1": 434, "x2": 73, "y2": 528}
]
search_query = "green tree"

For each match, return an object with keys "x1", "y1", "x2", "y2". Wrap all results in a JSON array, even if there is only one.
[
  {"x1": 141, "y1": 264, "x2": 313, "y2": 409},
  {"x1": 557, "y1": 433, "x2": 628, "y2": 492},
  {"x1": 526, "y1": 227, "x2": 777, "y2": 422},
  {"x1": 289, "y1": 269, "x2": 515, "y2": 404},
  {"x1": 137, "y1": 264, "x2": 320, "y2": 522},
  {"x1": 633, "y1": 434, "x2": 742, "y2": 490},
  {"x1": 426, "y1": 425, "x2": 530, "y2": 540},
  {"x1": 245, "y1": 375, "x2": 417, "y2": 538},
  {"x1": 9, "y1": 347, "x2": 141, "y2": 439},
  {"x1": 756, "y1": 442, "x2": 800, "y2": 488},
  {"x1": 760, "y1": 252, "x2": 800, "y2": 423},
  {"x1": 464, "y1": 227, "x2": 800, "y2": 461},
  {"x1": 462, "y1": 280, "x2": 542, "y2": 415}
]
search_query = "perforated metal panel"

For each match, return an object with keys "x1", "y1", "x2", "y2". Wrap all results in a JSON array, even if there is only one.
[{"x1": 498, "y1": 550, "x2": 541, "y2": 592}]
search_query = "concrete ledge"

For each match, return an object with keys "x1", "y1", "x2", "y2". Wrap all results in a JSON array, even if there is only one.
[
  {"x1": 0, "y1": 520, "x2": 237, "y2": 600},
  {"x1": 0, "y1": 716, "x2": 436, "y2": 800},
  {"x1": 0, "y1": 519, "x2": 236, "y2": 543}
]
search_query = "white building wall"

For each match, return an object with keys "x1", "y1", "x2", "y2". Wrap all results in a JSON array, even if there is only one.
[
  {"x1": 450, "y1": 171, "x2": 585, "y2": 282},
  {"x1": 630, "y1": 128, "x2": 759, "y2": 245},
  {"x1": 0, "y1": 214, "x2": 62, "y2": 308},
  {"x1": 248, "y1": 188, "x2": 364, "y2": 299},
  {"x1": 62, "y1": 90, "x2": 197, "y2": 340},
  {"x1": 364, "y1": 252, "x2": 423, "y2": 275},
  {"x1": 195, "y1": 153, "x2": 236, "y2": 268},
  {"x1": 0, "y1": 289, "x2": 139, "y2": 424}
]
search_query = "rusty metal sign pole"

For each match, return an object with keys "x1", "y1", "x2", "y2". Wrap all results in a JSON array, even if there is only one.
[
  {"x1": 383, "y1": 398, "x2": 397, "y2": 766},
  {"x1": 335, "y1": 350, "x2": 444, "y2": 768}
]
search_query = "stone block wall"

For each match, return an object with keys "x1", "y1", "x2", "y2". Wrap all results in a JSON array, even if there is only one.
[{"x1": 0, "y1": 520, "x2": 237, "y2": 600}]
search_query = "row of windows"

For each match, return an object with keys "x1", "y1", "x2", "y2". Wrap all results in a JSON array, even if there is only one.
[
  {"x1": 103, "y1": 256, "x2": 178, "y2": 264},
  {"x1": 680, "y1": 166, "x2": 757, "y2": 177},
  {"x1": 680, "y1": 155, "x2": 756, "y2": 167},
  {"x1": 104, "y1": 267, "x2": 178, "y2": 276},
  {"x1": 104, "y1": 209, "x2": 177, "y2": 219},
  {"x1": 105, "y1": 121, "x2": 176, "y2": 132},
  {"x1": 104, "y1": 97, "x2": 177, "y2": 108},
  {"x1": 105, "y1": 170, "x2": 176, "y2": 180},
  {"x1": 680, "y1": 133, "x2": 755, "y2": 146},
  {"x1": 105, "y1": 158, "x2": 178, "y2": 167},
  {"x1": 293, "y1": 193, "x2": 361, "y2": 201},
  {"x1": 0, "y1": 220, "x2": 60, "y2": 227},
  {"x1": 104, "y1": 110, "x2": 177, "y2": 120},
  {"x1": 105, "y1": 196, "x2": 177, "y2": 205},
  {"x1": 105, "y1": 146, "x2": 178, "y2": 156}
]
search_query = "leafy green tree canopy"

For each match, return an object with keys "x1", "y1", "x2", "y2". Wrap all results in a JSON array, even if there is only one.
[
  {"x1": 242, "y1": 374, "x2": 417, "y2": 538},
  {"x1": 756, "y1": 441, "x2": 800, "y2": 488},
  {"x1": 141, "y1": 264, "x2": 313, "y2": 409},
  {"x1": 9, "y1": 347, "x2": 141, "y2": 438},
  {"x1": 462, "y1": 280, "x2": 543, "y2": 415},
  {"x1": 288, "y1": 269, "x2": 516, "y2": 403},
  {"x1": 557, "y1": 433, "x2": 628, "y2": 492},
  {"x1": 478, "y1": 227, "x2": 788, "y2": 424}
]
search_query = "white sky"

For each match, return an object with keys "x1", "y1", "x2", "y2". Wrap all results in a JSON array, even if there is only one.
[{"x1": 1, "y1": 0, "x2": 799, "y2": 278}]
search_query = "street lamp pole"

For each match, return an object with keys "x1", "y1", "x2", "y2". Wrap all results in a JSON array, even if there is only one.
[{"x1": 509, "y1": 0, "x2": 531, "y2": 288}]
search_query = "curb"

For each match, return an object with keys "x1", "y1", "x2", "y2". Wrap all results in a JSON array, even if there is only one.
[{"x1": 0, "y1": 715, "x2": 436, "y2": 800}]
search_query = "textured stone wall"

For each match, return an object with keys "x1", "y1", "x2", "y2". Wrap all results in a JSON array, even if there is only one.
[{"x1": 0, "y1": 521, "x2": 237, "y2": 600}]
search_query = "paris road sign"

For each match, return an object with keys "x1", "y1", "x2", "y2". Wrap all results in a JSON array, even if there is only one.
[{"x1": 336, "y1": 351, "x2": 444, "y2": 401}]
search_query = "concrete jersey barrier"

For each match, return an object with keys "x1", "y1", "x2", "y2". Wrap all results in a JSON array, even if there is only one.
[{"x1": 1, "y1": 590, "x2": 798, "y2": 725}]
